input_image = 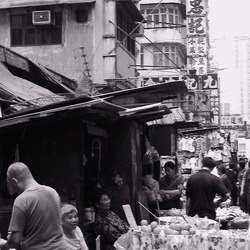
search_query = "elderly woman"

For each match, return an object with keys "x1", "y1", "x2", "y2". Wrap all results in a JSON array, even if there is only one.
[
  {"x1": 61, "y1": 204, "x2": 89, "y2": 250},
  {"x1": 159, "y1": 161, "x2": 184, "y2": 210},
  {"x1": 93, "y1": 189, "x2": 129, "y2": 250}
]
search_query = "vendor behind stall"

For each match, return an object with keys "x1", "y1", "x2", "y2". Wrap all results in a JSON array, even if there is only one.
[
  {"x1": 105, "y1": 169, "x2": 130, "y2": 222},
  {"x1": 93, "y1": 188, "x2": 129, "y2": 250},
  {"x1": 159, "y1": 161, "x2": 184, "y2": 210}
]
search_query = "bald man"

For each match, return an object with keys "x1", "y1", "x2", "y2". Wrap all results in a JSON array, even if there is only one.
[{"x1": 0, "y1": 162, "x2": 68, "y2": 250}]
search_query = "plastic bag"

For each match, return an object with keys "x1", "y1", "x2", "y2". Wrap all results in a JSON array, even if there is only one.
[{"x1": 113, "y1": 231, "x2": 132, "y2": 250}]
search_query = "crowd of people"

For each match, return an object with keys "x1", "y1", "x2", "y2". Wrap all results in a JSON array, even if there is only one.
[
  {"x1": 0, "y1": 155, "x2": 249, "y2": 250},
  {"x1": 141, "y1": 155, "x2": 250, "y2": 223}
]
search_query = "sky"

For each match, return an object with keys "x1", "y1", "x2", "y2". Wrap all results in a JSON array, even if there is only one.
[
  {"x1": 208, "y1": 0, "x2": 250, "y2": 114},
  {"x1": 209, "y1": 0, "x2": 250, "y2": 39}
]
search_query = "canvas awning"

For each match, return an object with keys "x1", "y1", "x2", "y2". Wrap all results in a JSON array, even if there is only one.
[{"x1": 0, "y1": 0, "x2": 95, "y2": 9}]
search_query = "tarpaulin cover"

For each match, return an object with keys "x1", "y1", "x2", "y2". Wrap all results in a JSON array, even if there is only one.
[{"x1": 0, "y1": 62, "x2": 55, "y2": 101}]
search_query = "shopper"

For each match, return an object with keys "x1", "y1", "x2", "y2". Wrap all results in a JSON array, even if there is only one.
[
  {"x1": 240, "y1": 161, "x2": 250, "y2": 214},
  {"x1": 225, "y1": 161, "x2": 238, "y2": 206},
  {"x1": 186, "y1": 157, "x2": 229, "y2": 220},
  {"x1": 142, "y1": 163, "x2": 161, "y2": 218},
  {"x1": 61, "y1": 203, "x2": 89, "y2": 250},
  {"x1": 216, "y1": 163, "x2": 232, "y2": 193},
  {"x1": 0, "y1": 162, "x2": 68, "y2": 250},
  {"x1": 159, "y1": 161, "x2": 184, "y2": 210},
  {"x1": 238, "y1": 158, "x2": 247, "y2": 211},
  {"x1": 93, "y1": 188, "x2": 129, "y2": 250}
]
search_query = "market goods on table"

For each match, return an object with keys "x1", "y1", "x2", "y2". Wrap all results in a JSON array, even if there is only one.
[{"x1": 114, "y1": 215, "x2": 250, "y2": 250}]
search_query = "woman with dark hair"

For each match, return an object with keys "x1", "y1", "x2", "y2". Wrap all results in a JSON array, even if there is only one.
[
  {"x1": 142, "y1": 163, "x2": 161, "y2": 218},
  {"x1": 159, "y1": 161, "x2": 184, "y2": 210},
  {"x1": 92, "y1": 188, "x2": 129, "y2": 250}
]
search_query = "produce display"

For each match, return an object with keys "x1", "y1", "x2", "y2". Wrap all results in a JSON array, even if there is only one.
[{"x1": 115, "y1": 216, "x2": 250, "y2": 250}]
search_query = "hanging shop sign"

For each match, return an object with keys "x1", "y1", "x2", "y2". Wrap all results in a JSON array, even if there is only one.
[
  {"x1": 201, "y1": 74, "x2": 218, "y2": 89},
  {"x1": 181, "y1": 90, "x2": 211, "y2": 123},
  {"x1": 186, "y1": 74, "x2": 219, "y2": 90},
  {"x1": 186, "y1": 0, "x2": 206, "y2": 15},
  {"x1": 220, "y1": 115, "x2": 246, "y2": 130},
  {"x1": 186, "y1": 0, "x2": 207, "y2": 75}
]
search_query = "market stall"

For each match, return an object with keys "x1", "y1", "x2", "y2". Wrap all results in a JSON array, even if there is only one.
[{"x1": 114, "y1": 208, "x2": 250, "y2": 250}]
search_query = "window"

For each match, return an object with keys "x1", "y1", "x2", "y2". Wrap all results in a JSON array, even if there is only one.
[
  {"x1": 140, "y1": 4, "x2": 180, "y2": 29},
  {"x1": 153, "y1": 45, "x2": 179, "y2": 67},
  {"x1": 76, "y1": 7, "x2": 89, "y2": 23},
  {"x1": 153, "y1": 46, "x2": 163, "y2": 66},
  {"x1": 116, "y1": 8, "x2": 136, "y2": 55},
  {"x1": 11, "y1": 12, "x2": 62, "y2": 46}
]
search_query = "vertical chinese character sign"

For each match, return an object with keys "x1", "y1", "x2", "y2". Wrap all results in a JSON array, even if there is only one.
[{"x1": 186, "y1": 0, "x2": 207, "y2": 75}]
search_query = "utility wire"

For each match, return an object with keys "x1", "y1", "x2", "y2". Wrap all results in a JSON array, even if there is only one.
[
  {"x1": 108, "y1": 0, "x2": 165, "y2": 55},
  {"x1": 119, "y1": 0, "x2": 165, "y2": 46},
  {"x1": 109, "y1": 20, "x2": 184, "y2": 76}
]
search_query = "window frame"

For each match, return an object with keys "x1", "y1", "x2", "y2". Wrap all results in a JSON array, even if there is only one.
[
  {"x1": 153, "y1": 44, "x2": 179, "y2": 67},
  {"x1": 140, "y1": 4, "x2": 181, "y2": 29},
  {"x1": 10, "y1": 11, "x2": 63, "y2": 47},
  {"x1": 116, "y1": 7, "x2": 136, "y2": 56}
]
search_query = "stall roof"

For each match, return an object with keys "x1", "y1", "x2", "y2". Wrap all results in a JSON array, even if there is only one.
[
  {"x1": 177, "y1": 125, "x2": 220, "y2": 134},
  {"x1": 0, "y1": 98, "x2": 126, "y2": 129},
  {"x1": 0, "y1": 0, "x2": 95, "y2": 9},
  {"x1": 146, "y1": 107, "x2": 186, "y2": 126},
  {"x1": 118, "y1": 103, "x2": 171, "y2": 123},
  {"x1": 95, "y1": 81, "x2": 188, "y2": 106},
  {"x1": 0, "y1": 94, "x2": 179, "y2": 129}
]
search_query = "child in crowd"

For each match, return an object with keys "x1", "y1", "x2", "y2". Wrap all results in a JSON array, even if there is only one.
[{"x1": 61, "y1": 204, "x2": 89, "y2": 250}]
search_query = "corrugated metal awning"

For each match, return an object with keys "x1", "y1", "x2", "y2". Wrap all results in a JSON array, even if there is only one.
[{"x1": 0, "y1": 0, "x2": 95, "y2": 9}]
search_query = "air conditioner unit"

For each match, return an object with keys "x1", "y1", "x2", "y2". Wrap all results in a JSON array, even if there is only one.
[{"x1": 32, "y1": 10, "x2": 53, "y2": 25}]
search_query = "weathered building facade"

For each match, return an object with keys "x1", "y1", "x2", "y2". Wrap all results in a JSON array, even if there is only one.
[{"x1": 0, "y1": 0, "x2": 143, "y2": 93}]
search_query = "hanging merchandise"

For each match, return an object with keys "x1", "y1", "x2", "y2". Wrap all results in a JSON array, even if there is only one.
[
  {"x1": 91, "y1": 138, "x2": 102, "y2": 188},
  {"x1": 177, "y1": 129, "x2": 232, "y2": 174}
]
